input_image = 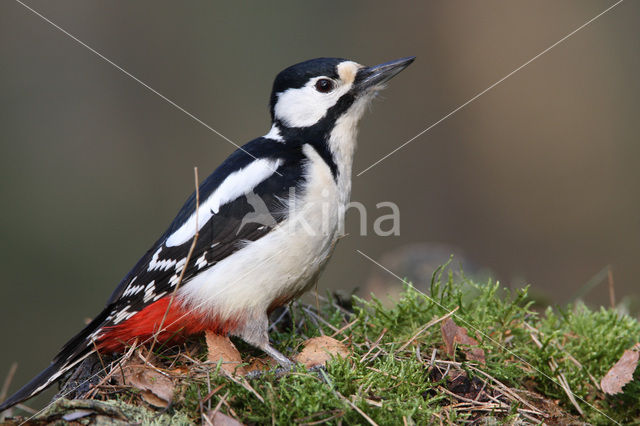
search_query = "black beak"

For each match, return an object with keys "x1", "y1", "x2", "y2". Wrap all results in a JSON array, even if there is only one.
[{"x1": 355, "y1": 56, "x2": 415, "y2": 91}]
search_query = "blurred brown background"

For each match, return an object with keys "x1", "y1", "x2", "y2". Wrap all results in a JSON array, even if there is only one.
[{"x1": 1, "y1": 0, "x2": 638, "y2": 406}]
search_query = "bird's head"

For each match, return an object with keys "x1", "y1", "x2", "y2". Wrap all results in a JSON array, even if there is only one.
[{"x1": 268, "y1": 57, "x2": 415, "y2": 142}]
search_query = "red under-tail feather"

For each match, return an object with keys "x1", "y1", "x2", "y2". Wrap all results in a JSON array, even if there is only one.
[{"x1": 97, "y1": 297, "x2": 242, "y2": 352}]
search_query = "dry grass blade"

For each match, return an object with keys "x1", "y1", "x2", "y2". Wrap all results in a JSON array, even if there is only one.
[
  {"x1": 0, "y1": 362, "x2": 18, "y2": 404},
  {"x1": 205, "y1": 390, "x2": 229, "y2": 425},
  {"x1": 335, "y1": 391, "x2": 379, "y2": 426},
  {"x1": 528, "y1": 331, "x2": 584, "y2": 416},
  {"x1": 525, "y1": 322, "x2": 601, "y2": 390},
  {"x1": 149, "y1": 166, "x2": 200, "y2": 355},
  {"x1": 330, "y1": 318, "x2": 358, "y2": 339},
  {"x1": 82, "y1": 339, "x2": 139, "y2": 400},
  {"x1": 465, "y1": 365, "x2": 545, "y2": 417},
  {"x1": 359, "y1": 329, "x2": 387, "y2": 363},
  {"x1": 113, "y1": 349, "x2": 175, "y2": 408},
  {"x1": 608, "y1": 265, "x2": 616, "y2": 309},
  {"x1": 222, "y1": 372, "x2": 264, "y2": 404},
  {"x1": 399, "y1": 307, "x2": 458, "y2": 351}
]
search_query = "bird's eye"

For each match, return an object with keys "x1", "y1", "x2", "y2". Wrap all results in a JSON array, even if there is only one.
[{"x1": 315, "y1": 78, "x2": 334, "y2": 93}]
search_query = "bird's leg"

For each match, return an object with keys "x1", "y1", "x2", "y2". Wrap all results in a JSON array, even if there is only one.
[
  {"x1": 236, "y1": 312, "x2": 294, "y2": 368},
  {"x1": 260, "y1": 343, "x2": 294, "y2": 368}
]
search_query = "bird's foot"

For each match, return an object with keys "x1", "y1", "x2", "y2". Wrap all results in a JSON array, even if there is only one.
[
  {"x1": 262, "y1": 343, "x2": 294, "y2": 369},
  {"x1": 244, "y1": 343, "x2": 294, "y2": 379}
]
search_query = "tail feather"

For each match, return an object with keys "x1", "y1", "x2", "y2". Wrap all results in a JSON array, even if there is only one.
[
  {"x1": 0, "y1": 309, "x2": 111, "y2": 414},
  {"x1": 0, "y1": 350, "x2": 90, "y2": 413}
]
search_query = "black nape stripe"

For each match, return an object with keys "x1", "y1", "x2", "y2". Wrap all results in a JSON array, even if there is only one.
[{"x1": 276, "y1": 122, "x2": 338, "y2": 181}]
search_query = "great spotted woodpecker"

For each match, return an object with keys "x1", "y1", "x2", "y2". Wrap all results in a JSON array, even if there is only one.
[{"x1": 0, "y1": 56, "x2": 414, "y2": 412}]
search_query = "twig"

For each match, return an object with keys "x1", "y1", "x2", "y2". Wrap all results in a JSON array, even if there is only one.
[
  {"x1": 149, "y1": 166, "x2": 200, "y2": 354},
  {"x1": 330, "y1": 318, "x2": 358, "y2": 339}
]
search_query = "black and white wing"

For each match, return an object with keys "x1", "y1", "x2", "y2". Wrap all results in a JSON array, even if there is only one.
[
  {"x1": 0, "y1": 139, "x2": 308, "y2": 412},
  {"x1": 110, "y1": 138, "x2": 307, "y2": 317},
  {"x1": 57, "y1": 138, "x2": 307, "y2": 358}
]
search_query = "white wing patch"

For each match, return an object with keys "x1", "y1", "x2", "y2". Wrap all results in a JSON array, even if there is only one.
[
  {"x1": 122, "y1": 284, "x2": 144, "y2": 297},
  {"x1": 195, "y1": 253, "x2": 207, "y2": 269},
  {"x1": 148, "y1": 247, "x2": 177, "y2": 272},
  {"x1": 112, "y1": 305, "x2": 137, "y2": 324},
  {"x1": 143, "y1": 281, "x2": 157, "y2": 303},
  {"x1": 169, "y1": 274, "x2": 180, "y2": 287},
  {"x1": 165, "y1": 158, "x2": 283, "y2": 247}
]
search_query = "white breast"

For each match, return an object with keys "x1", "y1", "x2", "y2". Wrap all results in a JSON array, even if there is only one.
[{"x1": 177, "y1": 144, "x2": 345, "y2": 323}]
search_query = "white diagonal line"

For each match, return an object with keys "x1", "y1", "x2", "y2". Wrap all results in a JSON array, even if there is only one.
[
  {"x1": 13, "y1": 0, "x2": 282, "y2": 175},
  {"x1": 356, "y1": 249, "x2": 619, "y2": 424},
  {"x1": 357, "y1": 0, "x2": 625, "y2": 177}
]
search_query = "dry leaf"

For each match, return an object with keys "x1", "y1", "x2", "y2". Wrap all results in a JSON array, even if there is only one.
[
  {"x1": 601, "y1": 344, "x2": 640, "y2": 395},
  {"x1": 113, "y1": 355, "x2": 174, "y2": 408},
  {"x1": 206, "y1": 331, "x2": 246, "y2": 375},
  {"x1": 295, "y1": 336, "x2": 349, "y2": 368},
  {"x1": 244, "y1": 356, "x2": 276, "y2": 375},
  {"x1": 440, "y1": 317, "x2": 486, "y2": 364},
  {"x1": 206, "y1": 411, "x2": 245, "y2": 426}
]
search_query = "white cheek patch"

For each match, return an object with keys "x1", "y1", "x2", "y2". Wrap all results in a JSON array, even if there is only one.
[
  {"x1": 274, "y1": 68, "x2": 357, "y2": 128},
  {"x1": 165, "y1": 158, "x2": 283, "y2": 247}
]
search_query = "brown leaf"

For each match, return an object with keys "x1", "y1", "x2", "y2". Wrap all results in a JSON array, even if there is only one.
[
  {"x1": 601, "y1": 344, "x2": 640, "y2": 395},
  {"x1": 206, "y1": 331, "x2": 246, "y2": 375},
  {"x1": 206, "y1": 411, "x2": 245, "y2": 426},
  {"x1": 294, "y1": 336, "x2": 350, "y2": 368},
  {"x1": 244, "y1": 356, "x2": 277, "y2": 375},
  {"x1": 113, "y1": 355, "x2": 174, "y2": 408},
  {"x1": 440, "y1": 317, "x2": 485, "y2": 364}
]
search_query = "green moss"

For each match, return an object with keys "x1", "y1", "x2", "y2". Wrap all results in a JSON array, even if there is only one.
[{"x1": 29, "y1": 270, "x2": 640, "y2": 425}]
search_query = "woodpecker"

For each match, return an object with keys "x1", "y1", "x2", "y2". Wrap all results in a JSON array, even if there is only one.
[{"x1": 0, "y1": 56, "x2": 414, "y2": 412}]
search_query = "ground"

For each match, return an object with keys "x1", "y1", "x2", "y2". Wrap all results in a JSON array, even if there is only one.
[{"x1": 2, "y1": 268, "x2": 639, "y2": 425}]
